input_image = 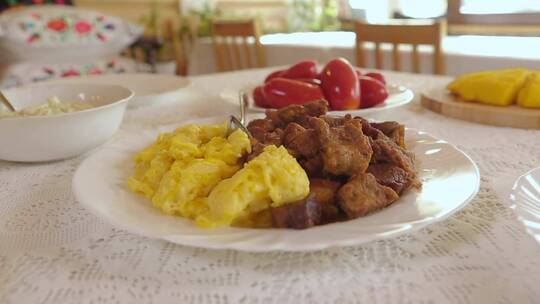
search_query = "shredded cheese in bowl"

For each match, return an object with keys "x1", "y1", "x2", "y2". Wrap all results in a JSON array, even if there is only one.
[{"x1": 0, "y1": 96, "x2": 93, "y2": 119}]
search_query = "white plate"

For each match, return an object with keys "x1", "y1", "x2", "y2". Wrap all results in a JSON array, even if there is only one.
[
  {"x1": 73, "y1": 116, "x2": 480, "y2": 252},
  {"x1": 220, "y1": 84, "x2": 414, "y2": 115},
  {"x1": 510, "y1": 167, "x2": 540, "y2": 243},
  {"x1": 42, "y1": 73, "x2": 191, "y2": 108}
]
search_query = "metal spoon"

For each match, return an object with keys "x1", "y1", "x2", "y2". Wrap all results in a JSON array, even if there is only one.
[
  {"x1": 226, "y1": 91, "x2": 252, "y2": 138},
  {"x1": 0, "y1": 90, "x2": 15, "y2": 112}
]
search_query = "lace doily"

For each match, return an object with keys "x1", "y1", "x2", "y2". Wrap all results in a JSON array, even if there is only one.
[{"x1": 1, "y1": 69, "x2": 539, "y2": 303}]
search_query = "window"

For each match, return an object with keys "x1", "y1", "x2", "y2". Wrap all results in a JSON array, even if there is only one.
[
  {"x1": 397, "y1": 0, "x2": 446, "y2": 19},
  {"x1": 348, "y1": 0, "x2": 446, "y2": 20},
  {"x1": 460, "y1": 0, "x2": 540, "y2": 14}
]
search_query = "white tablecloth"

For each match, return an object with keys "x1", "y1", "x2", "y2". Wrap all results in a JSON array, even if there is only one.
[
  {"x1": 1, "y1": 69, "x2": 540, "y2": 303},
  {"x1": 189, "y1": 32, "x2": 540, "y2": 76}
]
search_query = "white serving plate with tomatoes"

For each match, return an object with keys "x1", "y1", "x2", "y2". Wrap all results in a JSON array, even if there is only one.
[
  {"x1": 73, "y1": 114, "x2": 479, "y2": 252},
  {"x1": 220, "y1": 83, "x2": 413, "y2": 115},
  {"x1": 220, "y1": 58, "x2": 413, "y2": 115}
]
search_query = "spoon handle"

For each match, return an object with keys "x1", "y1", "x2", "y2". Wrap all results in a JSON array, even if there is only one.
[
  {"x1": 239, "y1": 91, "x2": 248, "y2": 125},
  {"x1": 0, "y1": 90, "x2": 15, "y2": 112}
]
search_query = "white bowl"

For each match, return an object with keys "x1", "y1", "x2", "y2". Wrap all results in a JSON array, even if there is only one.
[{"x1": 0, "y1": 83, "x2": 133, "y2": 162}]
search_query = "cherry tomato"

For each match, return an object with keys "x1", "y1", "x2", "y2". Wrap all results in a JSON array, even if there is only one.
[
  {"x1": 263, "y1": 78, "x2": 325, "y2": 109},
  {"x1": 253, "y1": 85, "x2": 271, "y2": 108},
  {"x1": 359, "y1": 76, "x2": 388, "y2": 108},
  {"x1": 295, "y1": 78, "x2": 322, "y2": 86},
  {"x1": 365, "y1": 72, "x2": 386, "y2": 85},
  {"x1": 320, "y1": 58, "x2": 360, "y2": 110},
  {"x1": 264, "y1": 70, "x2": 285, "y2": 83},
  {"x1": 281, "y1": 60, "x2": 318, "y2": 79}
]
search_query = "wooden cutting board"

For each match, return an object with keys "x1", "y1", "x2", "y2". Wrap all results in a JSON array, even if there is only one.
[{"x1": 421, "y1": 87, "x2": 540, "y2": 129}]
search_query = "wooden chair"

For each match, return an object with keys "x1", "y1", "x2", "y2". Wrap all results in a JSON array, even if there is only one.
[
  {"x1": 211, "y1": 19, "x2": 266, "y2": 72},
  {"x1": 355, "y1": 20, "x2": 446, "y2": 75}
]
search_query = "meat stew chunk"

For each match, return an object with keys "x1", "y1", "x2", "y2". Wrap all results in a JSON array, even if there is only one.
[
  {"x1": 370, "y1": 121, "x2": 405, "y2": 147},
  {"x1": 309, "y1": 178, "x2": 343, "y2": 223},
  {"x1": 312, "y1": 118, "x2": 372, "y2": 176},
  {"x1": 367, "y1": 163, "x2": 411, "y2": 194},
  {"x1": 283, "y1": 123, "x2": 319, "y2": 159},
  {"x1": 271, "y1": 194, "x2": 322, "y2": 229},
  {"x1": 337, "y1": 173, "x2": 399, "y2": 219}
]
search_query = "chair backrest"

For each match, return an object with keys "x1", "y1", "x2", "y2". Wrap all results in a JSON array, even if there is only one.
[
  {"x1": 211, "y1": 19, "x2": 266, "y2": 72},
  {"x1": 355, "y1": 20, "x2": 446, "y2": 75}
]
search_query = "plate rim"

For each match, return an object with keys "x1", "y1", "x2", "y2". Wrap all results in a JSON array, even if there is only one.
[
  {"x1": 510, "y1": 166, "x2": 540, "y2": 243},
  {"x1": 73, "y1": 116, "x2": 481, "y2": 252}
]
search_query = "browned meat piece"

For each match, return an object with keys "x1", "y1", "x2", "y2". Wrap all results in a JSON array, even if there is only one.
[
  {"x1": 372, "y1": 137, "x2": 416, "y2": 179},
  {"x1": 283, "y1": 123, "x2": 319, "y2": 158},
  {"x1": 359, "y1": 119, "x2": 384, "y2": 140},
  {"x1": 265, "y1": 109, "x2": 282, "y2": 126},
  {"x1": 309, "y1": 179, "x2": 343, "y2": 223},
  {"x1": 247, "y1": 118, "x2": 275, "y2": 132},
  {"x1": 303, "y1": 99, "x2": 329, "y2": 117},
  {"x1": 321, "y1": 114, "x2": 354, "y2": 127},
  {"x1": 337, "y1": 173, "x2": 399, "y2": 219},
  {"x1": 271, "y1": 194, "x2": 322, "y2": 229},
  {"x1": 248, "y1": 126, "x2": 269, "y2": 144},
  {"x1": 264, "y1": 128, "x2": 283, "y2": 146},
  {"x1": 274, "y1": 104, "x2": 310, "y2": 128},
  {"x1": 309, "y1": 178, "x2": 340, "y2": 204},
  {"x1": 247, "y1": 141, "x2": 266, "y2": 161},
  {"x1": 247, "y1": 118, "x2": 278, "y2": 144},
  {"x1": 268, "y1": 100, "x2": 330, "y2": 128},
  {"x1": 299, "y1": 155, "x2": 324, "y2": 177},
  {"x1": 367, "y1": 163, "x2": 411, "y2": 194},
  {"x1": 311, "y1": 117, "x2": 372, "y2": 176},
  {"x1": 371, "y1": 121, "x2": 405, "y2": 147},
  {"x1": 246, "y1": 128, "x2": 284, "y2": 161}
]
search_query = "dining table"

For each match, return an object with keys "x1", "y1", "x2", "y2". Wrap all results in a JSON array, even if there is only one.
[{"x1": 1, "y1": 67, "x2": 539, "y2": 303}]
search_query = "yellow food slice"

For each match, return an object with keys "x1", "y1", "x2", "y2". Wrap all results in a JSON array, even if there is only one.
[
  {"x1": 517, "y1": 72, "x2": 540, "y2": 108},
  {"x1": 447, "y1": 68, "x2": 531, "y2": 106}
]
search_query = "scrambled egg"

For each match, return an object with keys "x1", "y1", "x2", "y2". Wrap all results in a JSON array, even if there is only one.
[
  {"x1": 127, "y1": 123, "x2": 310, "y2": 228},
  {"x1": 197, "y1": 145, "x2": 310, "y2": 228}
]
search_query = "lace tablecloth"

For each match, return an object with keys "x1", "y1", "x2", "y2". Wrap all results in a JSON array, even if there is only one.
[{"x1": 1, "y1": 69, "x2": 539, "y2": 304}]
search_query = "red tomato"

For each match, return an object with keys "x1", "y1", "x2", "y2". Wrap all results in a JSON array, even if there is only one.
[
  {"x1": 295, "y1": 78, "x2": 322, "y2": 86},
  {"x1": 359, "y1": 76, "x2": 388, "y2": 108},
  {"x1": 365, "y1": 72, "x2": 386, "y2": 85},
  {"x1": 281, "y1": 60, "x2": 318, "y2": 79},
  {"x1": 264, "y1": 70, "x2": 285, "y2": 83},
  {"x1": 253, "y1": 85, "x2": 271, "y2": 108},
  {"x1": 320, "y1": 58, "x2": 360, "y2": 110},
  {"x1": 263, "y1": 78, "x2": 325, "y2": 109}
]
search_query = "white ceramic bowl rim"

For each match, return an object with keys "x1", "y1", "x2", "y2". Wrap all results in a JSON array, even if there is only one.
[{"x1": 0, "y1": 83, "x2": 134, "y2": 121}]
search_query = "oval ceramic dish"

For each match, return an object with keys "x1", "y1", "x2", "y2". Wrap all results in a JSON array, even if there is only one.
[{"x1": 73, "y1": 115, "x2": 480, "y2": 252}]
